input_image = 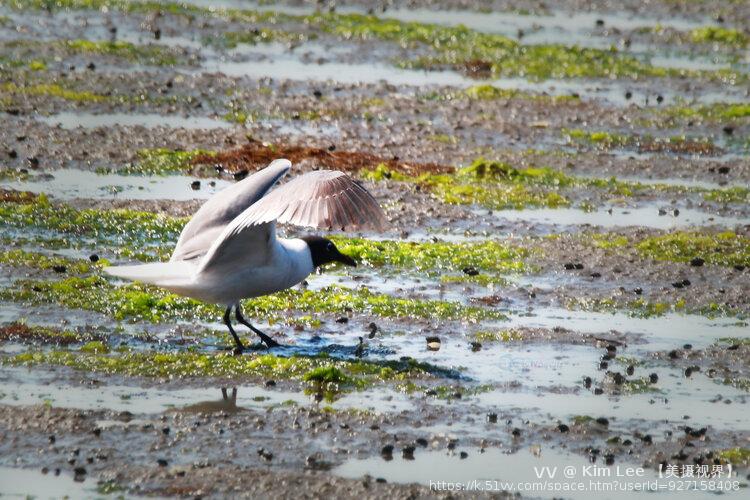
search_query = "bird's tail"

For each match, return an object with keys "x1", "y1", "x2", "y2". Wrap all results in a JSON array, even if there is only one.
[{"x1": 104, "y1": 261, "x2": 195, "y2": 287}]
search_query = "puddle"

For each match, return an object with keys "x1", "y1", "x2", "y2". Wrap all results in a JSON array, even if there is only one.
[
  {"x1": 334, "y1": 446, "x2": 735, "y2": 499},
  {"x1": 3, "y1": 168, "x2": 232, "y2": 201},
  {"x1": 206, "y1": 57, "x2": 474, "y2": 87},
  {"x1": 488, "y1": 206, "x2": 745, "y2": 231},
  {"x1": 0, "y1": 466, "x2": 96, "y2": 498},
  {"x1": 37, "y1": 112, "x2": 233, "y2": 130},
  {"x1": 0, "y1": 367, "x2": 413, "y2": 414},
  {"x1": 507, "y1": 308, "x2": 749, "y2": 349}
]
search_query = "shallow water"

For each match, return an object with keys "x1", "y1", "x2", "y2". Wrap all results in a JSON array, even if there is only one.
[
  {"x1": 37, "y1": 112, "x2": 233, "y2": 130},
  {"x1": 0, "y1": 466, "x2": 96, "y2": 498},
  {"x1": 4, "y1": 168, "x2": 232, "y2": 201},
  {"x1": 0, "y1": 366, "x2": 414, "y2": 414},
  {"x1": 333, "y1": 445, "x2": 739, "y2": 499},
  {"x1": 488, "y1": 206, "x2": 745, "y2": 230}
]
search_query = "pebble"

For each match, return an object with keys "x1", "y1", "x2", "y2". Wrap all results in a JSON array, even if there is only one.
[
  {"x1": 335, "y1": 317, "x2": 348, "y2": 323},
  {"x1": 462, "y1": 266, "x2": 479, "y2": 276},
  {"x1": 594, "y1": 388, "x2": 604, "y2": 395},
  {"x1": 402, "y1": 445, "x2": 415, "y2": 460},
  {"x1": 89, "y1": 254, "x2": 99, "y2": 262},
  {"x1": 190, "y1": 180, "x2": 201, "y2": 190},
  {"x1": 52, "y1": 265, "x2": 67, "y2": 273},
  {"x1": 558, "y1": 424, "x2": 570, "y2": 433},
  {"x1": 381, "y1": 444, "x2": 394, "y2": 459},
  {"x1": 690, "y1": 257, "x2": 705, "y2": 267},
  {"x1": 583, "y1": 376, "x2": 592, "y2": 388},
  {"x1": 649, "y1": 373, "x2": 659, "y2": 383},
  {"x1": 469, "y1": 341, "x2": 482, "y2": 352},
  {"x1": 626, "y1": 365, "x2": 635, "y2": 376},
  {"x1": 511, "y1": 428, "x2": 522, "y2": 437},
  {"x1": 487, "y1": 412, "x2": 498, "y2": 424},
  {"x1": 460, "y1": 451, "x2": 469, "y2": 459},
  {"x1": 595, "y1": 417, "x2": 609, "y2": 426},
  {"x1": 634, "y1": 287, "x2": 643, "y2": 295},
  {"x1": 233, "y1": 170, "x2": 248, "y2": 181},
  {"x1": 157, "y1": 459, "x2": 168, "y2": 467},
  {"x1": 425, "y1": 336, "x2": 441, "y2": 351}
]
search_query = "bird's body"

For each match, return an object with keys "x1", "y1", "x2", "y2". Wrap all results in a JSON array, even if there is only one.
[
  {"x1": 105, "y1": 159, "x2": 386, "y2": 352},
  {"x1": 107, "y1": 229, "x2": 313, "y2": 305}
]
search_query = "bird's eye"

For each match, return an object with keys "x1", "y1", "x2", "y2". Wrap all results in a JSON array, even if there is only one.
[{"x1": 326, "y1": 242, "x2": 334, "y2": 252}]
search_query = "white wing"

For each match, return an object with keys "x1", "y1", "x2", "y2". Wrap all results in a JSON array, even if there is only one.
[
  {"x1": 171, "y1": 159, "x2": 291, "y2": 262},
  {"x1": 196, "y1": 170, "x2": 387, "y2": 274}
]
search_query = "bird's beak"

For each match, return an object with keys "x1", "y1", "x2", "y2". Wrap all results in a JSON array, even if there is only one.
[{"x1": 335, "y1": 251, "x2": 357, "y2": 267}]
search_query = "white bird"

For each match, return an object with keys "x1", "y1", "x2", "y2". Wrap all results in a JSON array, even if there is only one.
[{"x1": 105, "y1": 159, "x2": 387, "y2": 353}]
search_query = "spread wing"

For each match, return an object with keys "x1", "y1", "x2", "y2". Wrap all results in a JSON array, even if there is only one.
[
  {"x1": 196, "y1": 170, "x2": 387, "y2": 274},
  {"x1": 234, "y1": 170, "x2": 388, "y2": 231},
  {"x1": 170, "y1": 159, "x2": 291, "y2": 262}
]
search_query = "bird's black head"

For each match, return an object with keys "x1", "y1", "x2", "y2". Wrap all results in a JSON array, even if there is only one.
[{"x1": 301, "y1": 236, "x2": 357, "y2": 268}]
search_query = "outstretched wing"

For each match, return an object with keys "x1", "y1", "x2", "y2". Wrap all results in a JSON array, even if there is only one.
[
  {"x1": 196, "y1": 170, "x2": 387, "y2": 274},
  {"x1": 171, "y1": 159, "x2": 291, "y2": 262},
  {"x1": 234, "y1": 170, "x2": 388, "y2": 232}
]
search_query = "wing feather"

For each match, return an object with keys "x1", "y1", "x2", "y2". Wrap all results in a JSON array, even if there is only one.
[{"x1": 196, "y1": 169, "x2": 387, "y2": 274}]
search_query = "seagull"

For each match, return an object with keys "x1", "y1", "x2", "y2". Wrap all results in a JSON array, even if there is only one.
[{"x1": 105, "y1": 159, "x2": 387, "y2": 353}]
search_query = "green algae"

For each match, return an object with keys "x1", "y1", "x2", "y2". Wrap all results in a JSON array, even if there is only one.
[
  {"x1": 462, "y1": 84, "x2": 579, "y2": 102},
  {"x1": 208, "y1": 29, "x2": 309, "y2": 49},
  {"x1": 80, "y1": 340, "x2": 109, "y2": 353},
  {"x1": 0, "y1": 248, "x2": 101, "y2": 274},
  {"x1": 717, "y1": 448, "x2": 750, "y2": 466},
  {"x1": 690, "y1": 26, "x2": 748, "y2": 47},
  {"x1": 636, "y1": 231, "x2": 749, "y2": 268},
  {"x1": 473, "y1": 329, "x2": 524, "y2": 342},
  {"x1": 3, "y1": 349, "x2": 443, "y2": 390},
  {"x1": 0, "y1": 82, "x2": 106, "y2": 103},
  {"x1": 333, "y1": 237, "x2": 532, "y2": 275},
  {"x1": 60, "y1": 39, "x2": 180, "y2": 65},
  {"x1": 0, "y1": 195, "x2": 185, "y2": 251},
  {"x1": 621, "y1": 377, "x2": 661, "y2": 394},
  {"x1": 661, "y1": 102, "x2": 750, "y2": 122},
  {"x1": 564, "y1": 128, "x2": 717, "y2": 154},
  {"x1": 114, "y1": 148, "x2": 216, "y2": 176},
  {"x1": 0, "y1": 273, "x2": 507, "y2": 325}
]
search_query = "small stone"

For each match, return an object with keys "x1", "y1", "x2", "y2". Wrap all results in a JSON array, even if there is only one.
[
  {"x1": 87, "y1": 62, "x2": 96, "y2": 70},
  {"x1": 605, "y1": 454, "x2": 615, "y2": 465},
  {"x1": 257, "y1": 448, "x2": 273, "y2": 461},
  {"x1": 649, "y1": 373, "x2": 659, "y2": 383},
  {"x1": 634, "y1": 287, "x2": 643, "y2": 295},
  {"x1": 162, "y1": 427, "x2": 170, "y2": 435},
  {"x1": 462, "y1": 266, "x2": 479, "y2": 276},
  {"x1": 641, "y1": 435, "x2": 653, "y2": 444},
  {"x1": 426, "y1": 336, "x2": 441, "y2": 351},
  {"x1": 599, "y1": 361, "x2": 608, "y2": 370},
  {"x1": 233, "y1": 169, "x2": 248, "y2": 181},
  {"x1": 558, "y1": 424, "x2": 570, "y2": 433},
  {"x1": 625, "y1": 91, "x2": 632, "y2": 100},
  {"x1": 595, "y1": 19, "x2": 605, "y2": 26},
  {"x1": 52, "y1": 265, "x2": 67, "y2": 273},
  {"x1": 574, "y1": 263, "x2": 584, "y2": 269},
  {"x1": 626, "y1": 365, "x2": 635, "y2": 376},
  {"x1": 153, "y1": 28, "x2": 161, "y2": 40},
  {"x1": 717, "y1": 166, "x2": 730, "y2": 174},
  {"x1": 656, "y1": 95, "x2": 664, "y2": 104},
  {"x1": 73, "y1": 466, "x2": 86, "y2": 476},
  {"x1": 470, "y1": 341, "x2": 482, "y2": 352},
  {"x1": 402, "y1": 445, "x2": 415, "y2": 460},
  {"x1": 92, "y1": 428, "x2": 101, "y2": 437},
  {"x1": 596, "y1": 417, "x2": 609, "y2": 426},
  {"x1": 594, "y1": 388, "x2": 604, "y2": 395},
  {"x1": 612, "y1": 373, "x2": 625, "y2": 385},
  {"x1": 335, "y1": 317, "x2": 348, "y2": 323},
  {"x1": 564, "y1": 263, "x2": 576, "y2": 270},
  {"x1": 416, "y1": 438, "x2": 428, "y2": 447},
  {"x1": 157, "y1": 459, "x2": 168, "y2": 467},
  {"x1": 690, "y1": 257, "x2": 705, "y2": 267},
  {"x1": 722, "y1": 126, "x2": 734, "y2": 135},
  {"x1": 487, "y1": 412, "x2": 498, "y2": 424},
  {"x1": 313, "y1": 89, "x2": 323, "y2": 98},
  {"x1": 89, "y1": 254, "x2": 99, "y2": 262},
  {"x1": 511, "y1": 428, "x2": 522, "y2": 437},
  {"x1": 264, "y1": 380, "x2": 276, "y2": 387},
  {"x1": 583, "y1": 377, "x2": 592, "y2": 388},
  {"x1": 48, "y1": 435, "x2": 56, "y2": 444},
  {"x1": 190, "y1": 180, "x2": 201, "y2": 190},
  {"x1": 590, "y1": 272, "x2": 601, "y2": 278},
  {"x1": 460, "y1": 451, "x2": 468, "y2": 459}
]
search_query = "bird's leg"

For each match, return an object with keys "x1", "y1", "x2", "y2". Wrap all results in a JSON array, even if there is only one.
[
  {"x1": 235, "y1": 304, "x2": 280, "y2": 348},
  {"x1": 224, "y1": 306, "x2": 245, "y2": 355}
]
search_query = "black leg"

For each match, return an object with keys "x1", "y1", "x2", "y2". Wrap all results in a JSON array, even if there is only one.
[
  {"x1": 224, "y1": 306, "x2": 245, "y2": 355},
  {"x1": 235, "y1": 304, "x2": 280, "y2": 348}
]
